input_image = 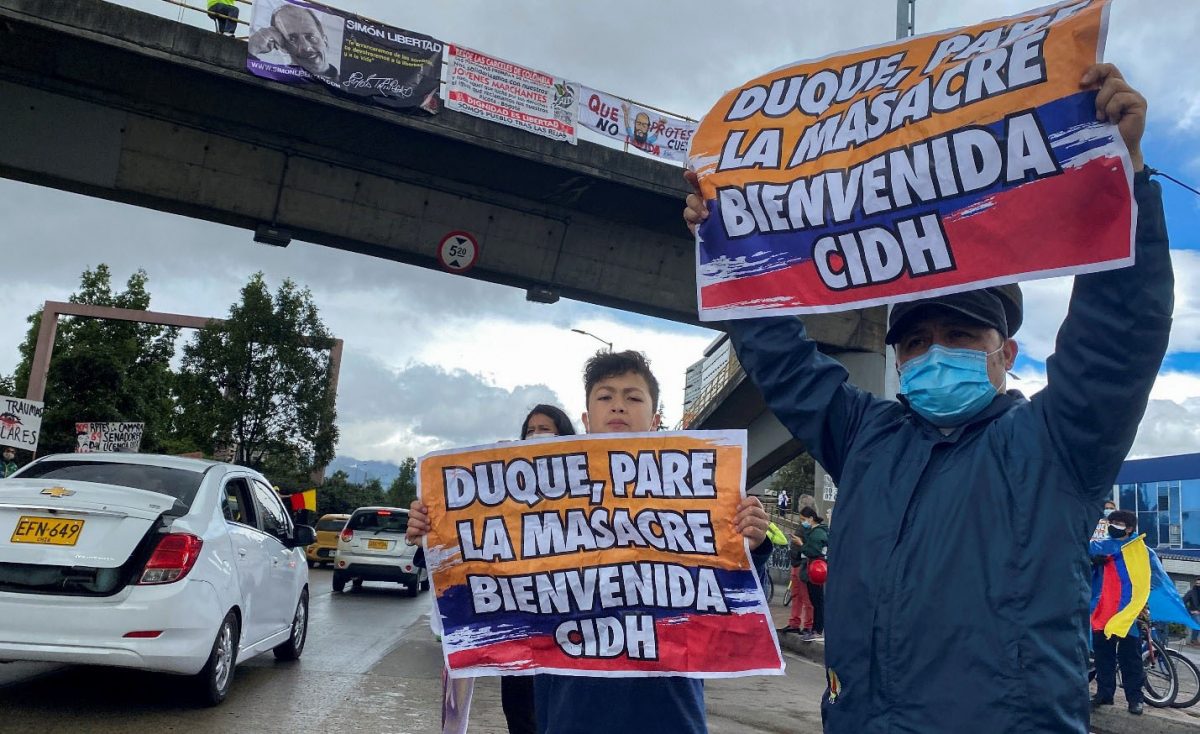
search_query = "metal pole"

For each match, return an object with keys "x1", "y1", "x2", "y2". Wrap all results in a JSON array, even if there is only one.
[{"x1": 896, "y1": 0, "x2": 915, "y2": 39}]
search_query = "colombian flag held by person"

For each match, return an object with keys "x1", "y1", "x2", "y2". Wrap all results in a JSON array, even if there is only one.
[
  {"x1": 287, "y1": 489, "x2": 317, "y2": 513},
  {"x1": 1147, "y1": 549, "x2": 1200, "y2": 631},
  {"x1": 1091, "y1": 534, "x2": 1150, "y2": 639}
]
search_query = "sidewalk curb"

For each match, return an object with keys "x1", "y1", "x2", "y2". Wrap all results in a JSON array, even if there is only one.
[
  {"x1": 778, "y1": 631, "x2": 826, "y2": 667},
  {"x1": 1092, "y1": 708, "x2": 1200, "y2": 734},
  {"x1": 768, "y1": 632, "x2": 1200, "y2": 734}
]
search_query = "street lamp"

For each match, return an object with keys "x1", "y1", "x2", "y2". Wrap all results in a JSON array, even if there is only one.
[{"x1": 571, "y1": 328, "x2": 613, "y2": 352}]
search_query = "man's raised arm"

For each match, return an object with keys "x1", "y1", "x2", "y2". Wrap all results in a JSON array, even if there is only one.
[{"x1": 1032, "y1": 64, "x2": 1172, "y2": 498}]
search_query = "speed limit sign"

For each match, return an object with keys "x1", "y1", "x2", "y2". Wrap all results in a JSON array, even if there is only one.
[{"x1": 437, "y1": 231, "x2": 480, "y2": 273}]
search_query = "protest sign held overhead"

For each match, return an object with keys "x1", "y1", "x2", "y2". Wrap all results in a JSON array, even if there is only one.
[
  {"x1": 446, "y1": 45, "x2": 579, "y2": 144},
  {"x1": 246, "y1": 0, "x2": 442, "y2": 113},
  {"x1": 75, "y1": 422, "x2": 145, "y2": 453},
  {"x1": 578, "y1": 87, "x2": 696, "y2": 163},
  {"x1": 690, "y1": 0, "x2": 1134, "y2": 320},
  {"x1": 419, "y1": 431, "x2": 783, "y2": 679},
  {"x1": 0, "y1": 397, "x2": 43, "y2": 452}
]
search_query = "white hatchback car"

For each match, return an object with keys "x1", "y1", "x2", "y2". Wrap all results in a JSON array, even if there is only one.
[
  {"x1": 333, "y1": 506, "x2": 428, "y2": 596},
  {"x1": 0, "y1": 453, "x2": 315, "y2": 705}
]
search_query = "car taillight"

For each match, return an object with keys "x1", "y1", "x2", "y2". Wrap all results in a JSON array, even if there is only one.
[
  {"x1": 138, "y1": 533, "x2": 203, "y2": 585},
  {"x1": 341, "y1": 528, "x2": 354, "y2": 542}
]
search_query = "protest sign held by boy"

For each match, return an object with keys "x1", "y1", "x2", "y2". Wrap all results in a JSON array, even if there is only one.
[{"x1": 408, "y1": 350, "x2": 773, "y2": 734}]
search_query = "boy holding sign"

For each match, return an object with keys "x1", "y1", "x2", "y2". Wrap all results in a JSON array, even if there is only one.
[{"x1": 408, "y1": 350, "x2": 772, "y2": 733}]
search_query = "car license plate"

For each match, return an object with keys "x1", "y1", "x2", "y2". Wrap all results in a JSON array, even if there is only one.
[
  {"x1": 11, "y1": 516, "x2": 85, "y2": 546},
  {"x1": 367, "y1": 539, "x2": 388, "y2": 550}
]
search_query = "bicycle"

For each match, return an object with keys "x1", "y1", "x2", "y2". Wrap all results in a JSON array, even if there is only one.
[
  {"x1": 1148, "y1": 624, "x2": 1200, "y2": 709},
  {"x1": 761, "y1": 567, "x2": 775, "y2": 603},
  {"x1": 1089, "y1": 617, "x2": 1178, "y2": 707}
]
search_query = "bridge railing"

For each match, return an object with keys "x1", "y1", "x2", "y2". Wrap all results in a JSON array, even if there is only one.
[{"x1": 150, "y1": 0, "x2": 700, "y2": 154}]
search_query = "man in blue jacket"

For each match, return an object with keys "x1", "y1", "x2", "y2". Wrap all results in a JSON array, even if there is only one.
[{"x1": 684, "y1": 63, "x2": 1167, "y2": 733}]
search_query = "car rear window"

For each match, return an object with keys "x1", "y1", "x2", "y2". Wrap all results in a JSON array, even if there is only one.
[
  {"x1": 317, "y1": 518, "x2": 347, "y2": 532},
  {"x1": 16, "y1": 460, "x2": 206, "y2": 511},
  {"x1": 348, "y1": 510, "x2": 408, "y2": 533}
]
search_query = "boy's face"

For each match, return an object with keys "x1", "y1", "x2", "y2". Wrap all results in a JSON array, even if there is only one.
[{"x1": 583, "y1": 371, "x2": 659, "y2": 434}]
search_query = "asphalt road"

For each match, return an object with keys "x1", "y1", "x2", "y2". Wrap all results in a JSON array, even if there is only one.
[{"x1": 0, "y1": 568, "x2": 828, "y2": 733}]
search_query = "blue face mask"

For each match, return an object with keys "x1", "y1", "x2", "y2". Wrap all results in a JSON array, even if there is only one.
[{"x1": 899, "y1": 344, "x2": 1001, "y2": 428}]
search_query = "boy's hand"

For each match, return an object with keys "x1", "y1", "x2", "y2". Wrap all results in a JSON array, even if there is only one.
[
  {"x1": 735, "y1": 496, "x2": 769, "y2": 548},
  {"x1": 1080, "y1": 63, "x2": 1146, "y2": 171},
  {"x1": 683, "y1": 169, "x2": 708, "y2": 236},
  {"x1": 406, "y1": 500, "x2": 430, "y2": 545}
]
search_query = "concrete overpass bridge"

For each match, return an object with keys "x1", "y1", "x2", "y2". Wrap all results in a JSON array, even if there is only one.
[{"x1": 0, "y1": 0, "x2": 887, "y2": 481}]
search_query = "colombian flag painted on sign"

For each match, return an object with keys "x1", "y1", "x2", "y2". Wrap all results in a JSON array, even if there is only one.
[{"x1": 1091, "y1": 534, "x2": 1150, "y2": 639}]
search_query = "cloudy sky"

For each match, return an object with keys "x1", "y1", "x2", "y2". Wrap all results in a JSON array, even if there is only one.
[{"x1": 1, "y1": 0, "x2": 1197, "y2": 462}]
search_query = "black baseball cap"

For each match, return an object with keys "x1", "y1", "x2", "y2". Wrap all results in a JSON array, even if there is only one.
[{"x1": 885, "y1": 284, "x2": 1023, "y2": 345}]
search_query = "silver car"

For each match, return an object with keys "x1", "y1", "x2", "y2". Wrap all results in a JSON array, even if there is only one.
[{"x1": 332, "y1": 506, "x2": 428, "y2": 596}]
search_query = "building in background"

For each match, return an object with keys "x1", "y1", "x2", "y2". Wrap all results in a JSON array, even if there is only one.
[
  {"x1": 680, "y1": 334, "x2": 737, "y2": 424},
  {"x1": 1115, "y1": 452, "x2": 1200, "y2": 586}
]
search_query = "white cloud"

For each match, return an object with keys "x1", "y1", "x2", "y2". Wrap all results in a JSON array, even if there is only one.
[
  {"x1": 1010, "y1": 367, "x2": 1200, "y2": 459},
  {"x1": 1005, "y1": 249, "x2": 1200, "y2": 364}
]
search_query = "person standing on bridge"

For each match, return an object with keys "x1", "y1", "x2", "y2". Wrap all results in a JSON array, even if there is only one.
[
  {"x1": 684, "y1": 63, "x2": 1166, "y2": 734},
  {"x1": 206, "y1": 0, "x2": 238, "y2": 37}
]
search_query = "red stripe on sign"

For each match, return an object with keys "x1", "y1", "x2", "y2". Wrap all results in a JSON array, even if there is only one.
[
  {"x1": 447, "y1": 612, "x2": 782, "y2": 674},
  {"x1": 699, "y1": 155, "x2": 1132, "y2": 312}
]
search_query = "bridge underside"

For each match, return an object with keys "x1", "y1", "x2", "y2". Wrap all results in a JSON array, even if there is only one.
[
  {"x1": 0, "y1": 0, "x2": 886, "y2": 350},
  {"x1": 693, "y1": 351, "x2": 888, "y2": 487}
]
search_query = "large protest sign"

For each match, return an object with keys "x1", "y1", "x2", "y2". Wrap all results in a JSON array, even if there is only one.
[
  {"x1": 246, "y1": 0, "x2": 442, "y2": 113},
  {"x1": 445, "y1": 45, "x2": 578, "y2": 144},
  {"x1": 690, "y1": 0, "x2": 1134, "y2": 320},
  {"x1": 0, "y1": 397, "x2": 43, "y2": 452},
  {"x1": 419, "y1": 431, "x2": 783, "y2": 679},
  {"x1": 75, "y1": 422, "x2": 144, "y2": 453},
  {"x1": 578, "y1": 87, "x2": 696, "y2": 163}
]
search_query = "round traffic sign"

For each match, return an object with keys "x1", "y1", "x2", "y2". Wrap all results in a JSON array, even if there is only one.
[{"x1": 437, "y1": 231, "x2": 479, "y2": 273}]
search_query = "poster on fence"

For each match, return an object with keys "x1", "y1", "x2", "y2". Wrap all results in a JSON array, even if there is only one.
[
  {"x1": 445, "y1": 45, "x2": 578, "y2": 144},
  {"x1": 578, "y1": 87, "x2": 696, "y2": 163},
  {"x1": 246, "y1": 0, "x2": 442, "y2": 112},
  {"x1": 75, "y1": 422, "x2": 144, "y2": 453},
  {"x1": 419, "y1": 430, "x2": 783, "y2": 679},
  {"x1": 0, "y1": 396, "x2": 42, "y2": 452},
  {"x1": 690, "y1": 0, "x2": 1134, "y2": 320}
]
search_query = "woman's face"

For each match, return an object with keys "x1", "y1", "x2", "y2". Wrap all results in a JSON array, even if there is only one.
[{"x1": 524, "y1": 413, "x2": 559, "y2": 439}]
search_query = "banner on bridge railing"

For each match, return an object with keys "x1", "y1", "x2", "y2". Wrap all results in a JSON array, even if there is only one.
[
  {"x1": 419, "y1": 430, "x2": 783, "y2": 679},
  {"x1": 445, "y1": 45, "x2": 578, "y2": 144},
  {"x1": 246, "y1": 0, "x2": 442, "y2": 113},
  {"x1": 578, "y1": 87, "x2": 696, "y2": 163}
]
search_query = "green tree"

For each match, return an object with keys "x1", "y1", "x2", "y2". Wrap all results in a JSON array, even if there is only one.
[
  {"x1": 316, "y1": 470, "x2": 386, "y2": 515},
  {"x1": 386, "y1": 457, "x2": 417, "y2": 508},
  {"x1": 769, "y1": 452, "x2": 815, "y2": 502},
  {"x1": 13, "y1": 265, "x2": 180, "y2": 455},
  {"x1": 176, "y1": 273, "x2": 337, "y2": 473}
]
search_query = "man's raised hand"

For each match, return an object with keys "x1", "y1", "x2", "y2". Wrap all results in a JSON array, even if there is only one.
[{"x1": 1081, "y1": 63, "x2": 1146, "y2": 171}]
